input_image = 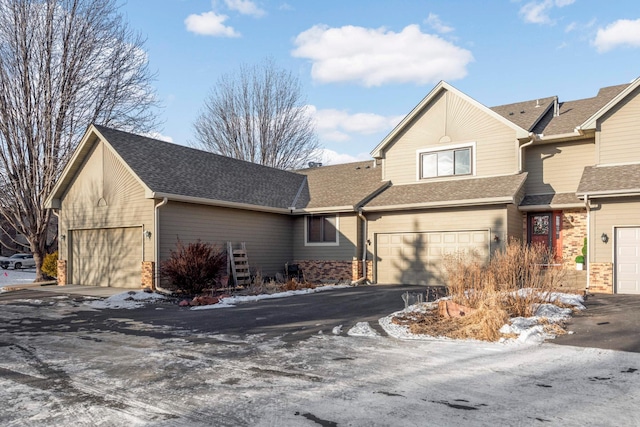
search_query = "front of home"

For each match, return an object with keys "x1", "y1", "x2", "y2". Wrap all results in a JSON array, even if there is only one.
[{"x1": 45, "y1": 77, "x2": 640, "y2": 294}]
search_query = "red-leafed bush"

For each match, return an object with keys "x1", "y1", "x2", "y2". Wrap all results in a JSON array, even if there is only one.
[{"x1": 160, "y1": 239, "x2": 226, "y2": 294}]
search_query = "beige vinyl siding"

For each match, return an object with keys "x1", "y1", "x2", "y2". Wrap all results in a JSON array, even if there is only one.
[
  {"x1": 590, "y1": 197, "x2": 640, "y2": 263},
  {"x1": 383, "y1": 90, "x2": 518, "y2": 184},
  {"x1": 293, "y1": 213, "x2": 359, "y2": 261},
  {"x1": 524, "y1": 139, "x2": 595, "y2": 195},
  {"x1": 598, "y1": 86, "x2": 640, "y2": 164},
  {"x1": 159, "y1": 202, "x2": 292, "y2": 276},
  {"x1": 366, "y1": 206, "x2": 508, "y2": 282},
  {"x1": 507, "y1": 204, "x2": 525, "y2": 241},
  {"x1": 60, "y1": 140, "x2": 154, "y2": 262}
]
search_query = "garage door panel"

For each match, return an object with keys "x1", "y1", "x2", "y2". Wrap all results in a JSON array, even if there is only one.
[
  {"x1": 376, "y1": 230, "x2": 489, "y2": 285},
  {"x1": 72, "y1": 227, "x2": 142, "y2": 288},
  {"x1": 616, "y1": 227, "x2": 640, "y2": 294}
]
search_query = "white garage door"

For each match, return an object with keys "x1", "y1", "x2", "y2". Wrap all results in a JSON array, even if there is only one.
[
  {"x1": 72, "y1": 227, "x2": 142, "y2": 288},
  {"x1": 615, "y1": 227, "x2": 640, "y2": 294},
  {"x1": 376, "y1": 230, "x2": 489, "y2": 285}
]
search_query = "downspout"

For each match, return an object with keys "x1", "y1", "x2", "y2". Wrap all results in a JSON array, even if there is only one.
[
  {"x1": 518, "y1": 133, "x2": 536, "y2": 173},
  {"x1": 154, "y1": 197, "x2": 170, "y2": 293},
  {"x1": 585, "y1": 195, "x2": 590, "y2": 295},
  {"x1": 353, "y1": 209, "x2": 368, "y2": 285}
]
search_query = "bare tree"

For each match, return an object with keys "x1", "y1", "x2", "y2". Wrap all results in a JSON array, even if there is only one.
[
  {"x1": 0, "y1": 0, "x2": 160, "y2": 280},
  {"x1": 193, "y1": 58, "x2": 319, "y2": 170}
]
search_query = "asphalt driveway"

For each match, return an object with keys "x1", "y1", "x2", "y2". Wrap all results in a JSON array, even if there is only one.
[
  {"x1": 553, "y1": 293, "x2": 640, "y2": 353},
  {"x1": 0, "y1": 284, "x2": 426, "y2": 343}
]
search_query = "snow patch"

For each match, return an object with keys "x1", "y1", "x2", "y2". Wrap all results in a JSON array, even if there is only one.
[
  {"x1": 85, "y1": 291, "x2": 166, "y2": 309},
  {"x1": 347, "y1": 322, "x2": 380, "y2": 337},
  {"x1": 190, "y1": 284, "x2": 351, "y2": 310}
]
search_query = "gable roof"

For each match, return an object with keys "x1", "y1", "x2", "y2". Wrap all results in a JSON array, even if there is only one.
[
  {"x1": 364, "y1": 173, "x2": 527, "y2": 211},
  {"x1": 490, "y1": 96, "x2": 556, "y2": 131},
  {"x1": 293, "y1": 161, "x2": 389, "y2": 212},
  {"x1": 580, "y1": 77, "x2": 640, "y2": 130},
  {"x1": 577, "y1": 164, "x2": 640, "y2": 197},
  {"x1": 370, "y1": 81, "x2": 531, "y2": 158},
  {"x1": 531, "y1": 84, "x2": 630, "y2": 136},
  {"x1": 46, "y1": 125, "x2": 307, "y2": 212}
]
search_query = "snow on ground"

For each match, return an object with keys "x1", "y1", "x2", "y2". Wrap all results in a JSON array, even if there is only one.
[
  {"x1": 190, "y1": 284, "x2": 351, "y2": 310},
  {"x1": 84, "y1": 290, "x2": 167, "y2": 309},
  {"x1": 1, "y1": 299, "x2": 639, "y2": 426},
  {"x1": 0, "y1": 268, "x2": 36, "y2": 290},
  {"x1": 347, "y1": 321, "x2": 380, "y2": 337},
  {"x1": 1, "y1": 286, "x2": 639, "y2": 425}
]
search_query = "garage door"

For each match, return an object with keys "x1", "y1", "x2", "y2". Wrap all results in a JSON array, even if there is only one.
[
  {"x1": 376, "y1": 230, "x2": 489, "y2": 285},
  {"x1": 615, "y1": 227, "x2": 640, "y2": 294},
  {"x1": 71, "y1": 227, "x2": 142, "y2": 288}
]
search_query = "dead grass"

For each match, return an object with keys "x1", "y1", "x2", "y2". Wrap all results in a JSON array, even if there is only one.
[{"x1": 395, "y1": 239, "x2": 572, "y2": 342}]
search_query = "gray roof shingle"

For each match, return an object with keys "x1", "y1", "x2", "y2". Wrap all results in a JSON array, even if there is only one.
[
  {"x1": 490, "y1": 97, "x2": 556, "y2": 131},
  {"x1": 491, "y1": 84, "x2": 629, "y2": 136},
  {"x1": 294, "y1": 161, "x2": 387, "y2": 210},
  {"x1": 577, "y1": 164, "x2": 640, "y2": 195},
  {"x1": 365, "y1": 174, "x2": 527, "y2": 209},
  {"x1": 520, "y1": 193, "x2": 582, "y2": 207},
  {"x1": 95, "y1": 125, "x2": 306, "y2": 210},
  {"x1": 532, "y1": 84, "x2": 629, "y2": 136}
]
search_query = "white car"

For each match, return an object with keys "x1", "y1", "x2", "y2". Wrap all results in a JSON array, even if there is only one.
[{"x1": 1, "y1": 253, "x2": 35, "y2": 269}]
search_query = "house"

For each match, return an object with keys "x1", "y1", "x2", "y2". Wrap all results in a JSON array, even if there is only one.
[{"x1": 45, "y1": 77, "x2": 640, "y2": 294}]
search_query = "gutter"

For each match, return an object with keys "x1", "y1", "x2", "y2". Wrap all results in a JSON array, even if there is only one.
[
  {"x1": 362, "y1": 196, "x2": 514, "y2": 213},
  {"x1": 154, "y1": 197, "x2": 171, "y2": 294},
  {"x1": 150, "y1": 192, "x2": 291, "y2": 215}
]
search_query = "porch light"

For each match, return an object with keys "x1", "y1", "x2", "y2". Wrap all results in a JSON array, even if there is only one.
[
  {"x1": 60, "y1": 234, "x2": 66, "y2": 241},
  {"x1": 601, "y1": 233, "x2": 608, "y2": 244},
  {"x1": 144, "y1": 230, "x2": 152, "y2": 239}
]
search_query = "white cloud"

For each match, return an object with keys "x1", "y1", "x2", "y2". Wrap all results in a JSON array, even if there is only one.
[
  {"x1": 308, "y1": 106, "x2": 403, "y2": 143},
  {"x1": 519, "y1": 0, "x2": 575, "y2": 25},
  {"x1": 316, "y1": 148, "x2": 372, "y2": 165},
  {"x1": 142, "y1": 131, "x2": 174, "y2": 143},
  {"x1": 593, "y1": 19, "x2": 640, "y2": 53},
  {"x1": 291, "y1": 24, "x2": 473, "y2": 86},
  {"x1": 184, "y1": 11, "x2": 240, "y2": 37},
  {"x1": 565, "y1": 22, "x2": 576, "y2": 32},
  {"x1": 425, "y1": 13, "x2": 454, "y2": 34},
  {"x1": 224, "y1": 0, "x2": 265, "y2": 17}
]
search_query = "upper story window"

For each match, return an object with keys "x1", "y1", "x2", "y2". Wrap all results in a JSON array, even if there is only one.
[
  {"x1": 305, "y1": 215, "x2": 338, "y2": 246},
  {"x1": 418, "y1": 144, "x2": 474, "y2": 179}
]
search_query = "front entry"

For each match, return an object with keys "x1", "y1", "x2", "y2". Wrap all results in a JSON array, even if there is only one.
[{"x1": 527, "y1": 212, "x2": 563, "y2": 262}]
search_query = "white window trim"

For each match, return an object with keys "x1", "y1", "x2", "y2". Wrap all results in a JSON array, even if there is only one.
[
  {"x1": 304, "y1": 214, "x2": 340, "y2": 247},
  {"x1": 416, "y1": 141, "x2": 477, "y2": 181}
]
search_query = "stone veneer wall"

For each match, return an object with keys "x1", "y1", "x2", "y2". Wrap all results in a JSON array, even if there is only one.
[
  {"x1": 589, "y1": 262, "x2": 613, "y2": 294},
  {"x1": 57, "y1": 260, "x2": 67, "y2": 286},
  {"x1": 562, "y1": 209, "x2": 587, "y2": 268},
  {"x1": 295, "y1": 260, "x2": 358, "y2": 283},
  {"x1": 142, "y1": 261, "x2": 155, "y2": 289}
]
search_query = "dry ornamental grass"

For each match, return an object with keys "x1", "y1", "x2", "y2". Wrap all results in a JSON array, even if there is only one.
[{"x1": 393, "y1": 240, "x2": 574, "y2": 342}]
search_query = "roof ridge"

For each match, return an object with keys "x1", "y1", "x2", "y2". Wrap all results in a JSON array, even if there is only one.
[{"x1": 93, "y1": 124, "x2": 302, "y2": 178}]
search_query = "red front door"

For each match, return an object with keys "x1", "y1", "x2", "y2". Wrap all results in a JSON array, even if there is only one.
[{"x1": 528, "y1": 212, "x2": 563, "y2": 262}]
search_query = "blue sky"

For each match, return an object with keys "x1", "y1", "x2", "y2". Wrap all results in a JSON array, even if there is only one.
[{"x1": 121, "y1": 0, "x2": 640, "y2": 164}]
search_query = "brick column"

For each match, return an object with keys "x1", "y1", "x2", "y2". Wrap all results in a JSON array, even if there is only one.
[
  {"x1": 589, "y1": 262, "x2": 613, "y2": 294},
  {"x1": 57, "y1": 260, "x2": 67, "y2": 286},
  {"x1": 141, "y1": 261, "x2": 155, "y2": 290}
]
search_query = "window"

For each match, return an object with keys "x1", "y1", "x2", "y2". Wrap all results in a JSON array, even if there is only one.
[
  {"x1": 306, "y1": 215, "x2": 338, "y2": 245},
  {"x1": 420, "y1": 146, "x2": 472, "y2": 179}
]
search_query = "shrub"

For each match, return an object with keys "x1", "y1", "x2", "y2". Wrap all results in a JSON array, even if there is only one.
[
  {"x1": 575, "y1": 255, "x2": 585, "y2": 264},
  {"x1": 443, "y1": 239, "x2": 566, "y2": 319},
  {"x1": 42, "y1": 251, "x2": 58, "y2": 278},
  {"x1": 160, "y1": 239, "x2": 227, "y2": 295}
]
